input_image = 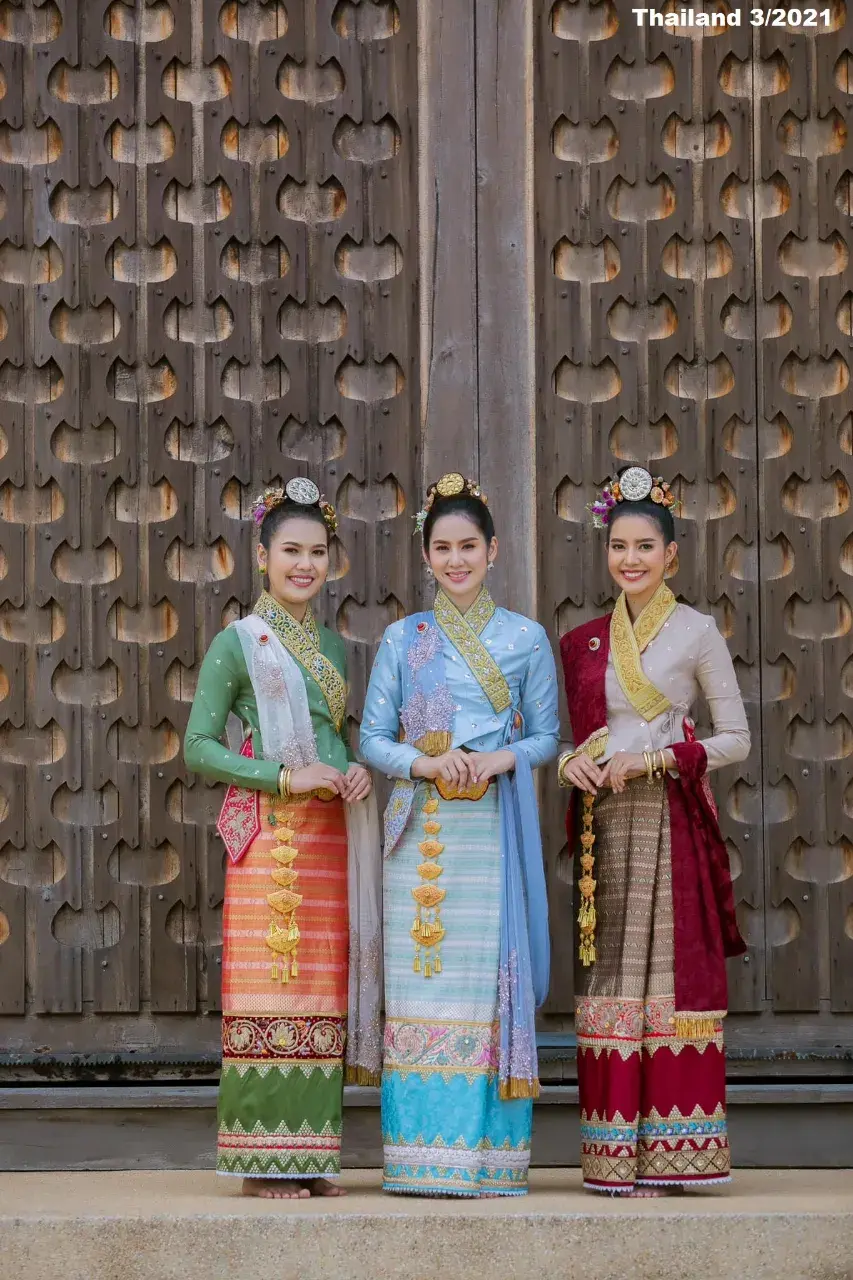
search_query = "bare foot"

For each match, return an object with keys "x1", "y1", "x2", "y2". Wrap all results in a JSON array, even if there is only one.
[
  {"x1": 301, "y1": 1178, "x2": 347, "y2": 1197},
  {"x1": 242, "y1": 1178, "x2": 310, "y2": 1199}
]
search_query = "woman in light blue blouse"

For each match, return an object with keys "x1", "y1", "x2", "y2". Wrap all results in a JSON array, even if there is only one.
[{"x1": 360, "y1": 473, "x2": 559, "y2": 1197}]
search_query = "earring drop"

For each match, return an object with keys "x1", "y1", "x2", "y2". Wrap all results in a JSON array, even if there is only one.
[
  {"x1": 425, "y1": 566, "x2": 434, "y2": 578},
  {"x1": 487, "y1": 562, "x2": 495, "y2": 572},
  {"x1": 258, "y1": 564, "x2": 266, "y2": 576}
]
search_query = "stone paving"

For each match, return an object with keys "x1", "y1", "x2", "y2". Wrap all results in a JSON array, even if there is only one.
[{"x1": 2, "y1": 1168, "x2": 852, "y2": 1280}]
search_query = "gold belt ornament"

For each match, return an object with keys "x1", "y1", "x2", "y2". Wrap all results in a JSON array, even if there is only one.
[
  {"x1": 411, "y1": 785, "x2": 445, "y2": 978},
  {"x1": 411, "y1": 727, "x2": 491, "y2": 805},
  {"x1": 309, "y1": 787, "x2": 337, "y2": 802},
  {"x1": 435, "y1": 775, "x2": 490, "y2": 802}
]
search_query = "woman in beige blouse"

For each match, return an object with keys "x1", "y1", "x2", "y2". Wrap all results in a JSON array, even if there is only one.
[{"x1": 557, "y1": 466, "x2": 750, "y2": 1197}]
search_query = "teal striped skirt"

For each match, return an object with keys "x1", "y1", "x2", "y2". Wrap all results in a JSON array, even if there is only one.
[{"x1": 382, "y1": 782, "x2": 532, "y2": 1196}]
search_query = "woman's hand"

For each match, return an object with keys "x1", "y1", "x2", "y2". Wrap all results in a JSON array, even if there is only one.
[
  {"x1": 559, "y1": 753, "x2": 604, "y2": 795},
  {"x1": 468, "y1": 749, "x2": 515, "y2": 784},
  {"x1": 599, "y1": 752, "x2": 647, "y2": 794},
  {"x1": 289, "y1": 763, "x2": 346, "y2": 796},
  {"x1": 411, "y1": 750, "x2": 474, "y2": 787},
  {"x1": 341, "y1": 763, "x2": 372, "y2": 803}
]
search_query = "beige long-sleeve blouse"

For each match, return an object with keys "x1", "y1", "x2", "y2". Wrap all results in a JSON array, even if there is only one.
[{"x1": 600, "y1": 603, "x2": 750, "y2": 771}]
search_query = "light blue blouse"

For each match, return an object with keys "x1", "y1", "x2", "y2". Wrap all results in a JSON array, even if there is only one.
[{"x1": 360, "y1": 606, "x2": 560, "y2": 782}]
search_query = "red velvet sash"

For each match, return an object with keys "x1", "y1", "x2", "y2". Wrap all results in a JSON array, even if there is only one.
[
  {"x1": 217, "y1": 736, "x2": 262, "y2": 864},
  {"x1": 560, "y1": 618, "x2": 746, "y2": 1015}
]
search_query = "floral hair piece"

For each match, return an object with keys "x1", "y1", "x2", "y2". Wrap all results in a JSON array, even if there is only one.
[
  {"x1": 413, "y1": 472, "x2": 489, "y2": 536},
  {"x1": 251, "y1": 478, "x2": 338, "y2": 535},
  {"x1": 588, "y1": 466, "x2": 678, "y2": 530}
]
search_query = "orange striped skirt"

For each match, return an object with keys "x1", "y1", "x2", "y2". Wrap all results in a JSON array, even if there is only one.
[{"x1": 217, "y1": 792, "x2": 349, "y2": 1179}]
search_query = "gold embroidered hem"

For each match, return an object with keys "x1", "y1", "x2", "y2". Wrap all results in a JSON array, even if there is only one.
[
  {"x1": 254, "y1": 592, "x2": 347, "y2": 730},
  {"x1": 558, "y1": 728, "x2": 610, "y2": 787},
  {"x1": 610, "y1": 584, "x2": 676, "y2": 722},
  {"x1": 575, "y1": 995, "x2": 724, "y2": 1060},
  {"x1": 434, "y1": 587, "x2": 512, "y2": 714}
]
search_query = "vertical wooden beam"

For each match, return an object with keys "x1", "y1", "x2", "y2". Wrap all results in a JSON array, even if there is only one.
[
  {"x1": 418, "y1": 1, "x2": 478, "y2": 487},
  {"x1": 475, "y1": 0, "x2": 537, "y2": 616}
]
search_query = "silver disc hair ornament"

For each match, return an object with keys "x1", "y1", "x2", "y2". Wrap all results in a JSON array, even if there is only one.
[
  {"x1": 285, "y1": 477, "x2": 321, "y2": 506},
  {"x1": 618, "y1": 467, "x2": 654, "y2": 502}
]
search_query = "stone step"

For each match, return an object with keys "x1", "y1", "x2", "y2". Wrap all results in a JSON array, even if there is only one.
[
  {"x1": 1, "y1": 1169, "x2": 851, "y2": 1280},
  {"x1": 2, "y1": 1082, "x2": 853, "y2": 1171}
]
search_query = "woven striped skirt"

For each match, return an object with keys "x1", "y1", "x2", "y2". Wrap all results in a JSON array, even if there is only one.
[
  {"x1": 217, "y1": 792, "x2": 348, "y2": 1179},
  {"x1": 382, "y1": 782, "x2": 532, "y2": 1197},
  {"x1": 575, "y1": 779, "x2": 730, "y2": 1192}
]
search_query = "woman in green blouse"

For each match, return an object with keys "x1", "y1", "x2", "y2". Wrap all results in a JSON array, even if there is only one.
[{"x1": 184, "y1": 478, "x2": 381, "y2": 1199}]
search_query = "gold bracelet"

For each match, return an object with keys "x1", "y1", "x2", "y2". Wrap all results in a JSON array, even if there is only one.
[
  {"x1": 278, "y1": 767, "x2": 292, "y2": 801},
  {"x1": 660, "y1": 749, "x2": 669, "y2": 776},
  {"x1": 558, "y1": 751, "x2": 577, "y2": 788},
  {"x1": 643, "y1": 751, "x2": 654, "y2": 784}
]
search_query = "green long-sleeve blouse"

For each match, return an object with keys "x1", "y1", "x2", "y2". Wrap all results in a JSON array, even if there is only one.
[{"x1": 184, "y1": 619, "x2": 355, "y2": 793}]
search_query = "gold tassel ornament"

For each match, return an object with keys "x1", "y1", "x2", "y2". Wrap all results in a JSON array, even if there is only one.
[
  {"x1": 266, "y1": 803, "x2": 302, "y2": 983},
  {"x1": 411, "y1": 786, "x2": 446, "y2": 978},
  {"x1": 577, "y1": 791, "x2": 597, "y2": 967}
]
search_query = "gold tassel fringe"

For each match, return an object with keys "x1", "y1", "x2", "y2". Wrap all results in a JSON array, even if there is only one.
[
  {"x1": 499, "y1": 1077, "x2": 541, "y2": 1101},
  {"x1": 345, "y1": 1066, "x2": 382, "y2": 1087},
  {"x1": 673, "y1": 1014, "x2": 723, "y2": 1042}
]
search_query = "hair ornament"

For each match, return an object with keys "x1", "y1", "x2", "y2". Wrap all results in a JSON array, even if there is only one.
[
  {"x1": 587, "y1": 466, "x2": 679, "y2": 530},
  {"x1": 250, "y1": 477, "x2": 338, "y2": 534},
  {"x1": 286, "y1": 477, "x2": 321, "y2": 506},
  {"x1": 413, "y1": 473, "x2": 489, "y2": 536}
]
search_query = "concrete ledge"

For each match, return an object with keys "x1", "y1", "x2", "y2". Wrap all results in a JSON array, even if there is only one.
[
  {"x1": 1, "y1": 1170, "x2": 852, "y2": 1280},
  {"x1": 2, "y1": 1084, "x2": 853, "y2": 1171}
]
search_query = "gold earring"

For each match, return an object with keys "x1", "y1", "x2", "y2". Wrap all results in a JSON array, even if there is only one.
[{"x1": 258, "y1": 564, "x2": 266, "y2": 576}]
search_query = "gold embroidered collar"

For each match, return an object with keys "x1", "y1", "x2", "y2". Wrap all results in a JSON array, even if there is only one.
[
  {"x1": 434, "y1": 587, "x2": 512, "y2": 715},
  {"x1": 610, "y1": 583, "x2": 677, "y2": 722},
  {"x1": 254, "y1": 592, "x2": 347, "y2": 731}
]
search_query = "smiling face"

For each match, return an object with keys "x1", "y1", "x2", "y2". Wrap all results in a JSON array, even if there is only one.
[
  {"x1": 425, "y1": 513, "x2": 497, "y2": 610},
  {"x1": 258, "y1": 515, "x2": 329, "y2": 612},
  {"x1": 606, "y1": 512, "x2": 677, "y2": 608}
]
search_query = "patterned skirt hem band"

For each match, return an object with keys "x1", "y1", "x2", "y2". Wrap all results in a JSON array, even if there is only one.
[
  {"x1": 216, "y1": 1170, "x2": 340, "y2": 1180},
  {"x1": 637, "y1": 1175, "x2": 733, "y2": 1188},
  {"x1": 382, "y1": 1184, "x2": 529, "y2": 1199}
]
